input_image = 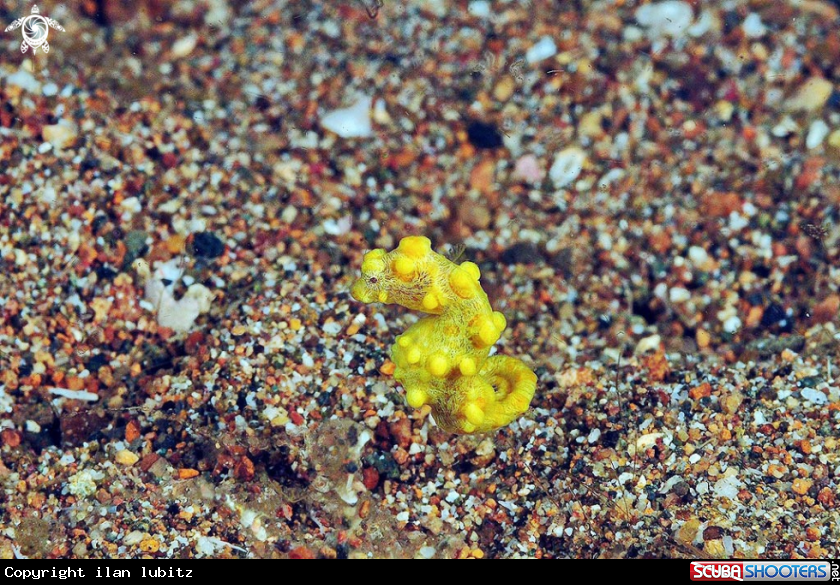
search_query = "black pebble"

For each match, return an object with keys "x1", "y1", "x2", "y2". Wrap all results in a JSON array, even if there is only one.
[
  {"x1": 154, "y1": 433, "x2": 178, "y2": 452},
  {"x1": 86, "y1": 354, "x2": 108, "y2": 372},
  {"x1": 91, "y1": 215, "x2": 108, "y2": 233},
  {"x1": 95, "y1": 265, "x2": 118, "y2": 281},
  {"x1": 722, "y1": 11, "x2": 741, "y2": 34},
  {"x1": 501, "y1": 242, "x2": 542, "y2": 265},
  {"x1": 827, "y1": 89, "x2": 840, "y2": 110},
  {"x1": 466, "y1": 121, "x2": 504, "y2": 150},
  {"x1": 602, "y1": 430, "x2": 620, "y2": 448},
  {"x1": 192, "y1": 232, "x2": 225, "y2": 259},
  {"x1": 761, "y1": 303, "x2": 786, "y2": 328}
]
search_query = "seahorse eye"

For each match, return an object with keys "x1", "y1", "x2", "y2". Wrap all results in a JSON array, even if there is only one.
[{"x1": 369, "y1": 277, "x2": 378, "y2": 284}]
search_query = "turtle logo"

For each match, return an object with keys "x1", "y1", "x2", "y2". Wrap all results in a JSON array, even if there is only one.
[{"x1": 5, "y1": 5, "x2": 64, "y2": 54}]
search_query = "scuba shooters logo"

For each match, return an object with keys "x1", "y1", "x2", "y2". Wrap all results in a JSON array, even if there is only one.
[
  {"x1": 691, "y1": 561, "x2": 837, "y2": 582},
  {"x1": 4, "y1": 5, "x2": 64, "y2": 54},
  {"x1": 692, "y1": 563, "x2": 744, "y2": 582}
]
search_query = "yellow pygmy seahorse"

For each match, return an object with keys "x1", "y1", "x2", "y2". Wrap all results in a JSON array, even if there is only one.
[{"x1": 351, "y1": 235, "x2": 537, "y2": 434}]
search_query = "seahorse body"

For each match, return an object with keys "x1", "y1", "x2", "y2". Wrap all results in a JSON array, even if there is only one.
[{"x1": 351, "y1": 236, "x2": 537, "y2": 434}]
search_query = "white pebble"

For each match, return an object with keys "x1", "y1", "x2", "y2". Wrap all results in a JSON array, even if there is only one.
[
  {"x1": 467, "y1": 1, "x2": 491, "y2": 17},
  {"x1": 525, "y1": 36, "x2": 557, "y2": 64},
  {"x1": 635, "y1": 1, "x2": 694, "y2": 39},
  {"x1": 42, "y1": 120, "x2": 78, "y2": 149},
  {"x1": 635, "y1": 334, "x2": 661, "y2": 354},
  {"x1": 549, "y1": 147, "x2": 586, "y2": 188},
  {"x1": 172, "y1": 34, "x2": 198, "y2": 58},
  {"x1": 40, "y1": 184, "x2": 57, "y2": 205},
  {"x1": 372, "y1": 98, "x2": 390, "y2": 124},
  {"x1": 806, "y1": 120, "x2": 830, "y2": 149},
  {"x1": 587, "y1": 428, "x2": 601, "y2": 444},
  {"x1": 598, "y1": 232, "x2": 612, "y2": 251},
  {"x1": 154, "y1": 283, "x2": 215, "y2": 333},
  {"x1": 120, "y1": 196, "x2": 142, "y2": 214},
  {"x1": 771, "y1": 116, "x2": 798, "y2": 137},
  {"x1": 5, "y1": 69, "x2": 41, "y2": 92},
  {"x1": 49, "y1": 388, "x2": 99, "y2": 402},
  {"x1": 321, "y1": 95, "x2": 373, "y2": 138},
  {"x1": 419, "y1": 546, "x2": 436, "y2": 559},
  {"x1": 195, "y1": 536, "x2": 219, "y2": 556},
  {"x1": 124, "y1": 531, "x2": 145, "y2": 545},
  {"x1": 801, "y1": 388, "x2": 828, "y2": 405},
  {"x1": 281, "y1": 205, "x2": 298, "y2": 224},
  {"x1": 669, "y1": 287, "x2": 691, "y2": 303},
  {"x1": 654, "y1": 282, "x2": 668, "y2": 300},
  {"x1": 425, "y1": 0, "x2": 448, "y2": 18},
  {"x1": 632, "y1": 432, "x2": 664, "y2": 455},
  {"x1": 688, "y1": 10, "x2": 715, "y2": 37},
  {"x1": 323, "y1": 216, "x2": 353, "y2": 235},
  {"x1": 742, "y1": 13, "x2": 766, "y2": 38},
  {"x1": 67, "y1": 469, "x2": 103, "y2": 498},
  {"x1": 723, "y1": 316, "x2": 742, "y2": 334},
  {"x1": 785, "y1": 77, "x2": 834, "y2": 113},
  {"x1": 728, "y1": 211, "x2": 749, "y2": 232},
  {"x1": 687, "y1": 245, "x2": 708, "y2": 266},
  {"x1": 42, "y1": 82, "x2": 59, "y2": 97},
  {"x1": 712, "y1": 475, "x2": 742, "y2": 501},
  {"x1": 659, "y1": 475, "x2": 684, "y2": 494},
  {"x1": 322, "y1": 321, "x2": 342, "y2": 336}
]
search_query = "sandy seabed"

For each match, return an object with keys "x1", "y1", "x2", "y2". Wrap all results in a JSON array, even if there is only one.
[{"x1": 0, "y1": 0, "x2": 839, "y2": 559}]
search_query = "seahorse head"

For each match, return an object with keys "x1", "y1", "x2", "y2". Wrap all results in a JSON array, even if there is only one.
[
  {"x1": 352, "y1": 236, "x2": 438, "y2": 309},
  {"x1": 351, "y1": 249, "x2": 389, "y2": 304}
]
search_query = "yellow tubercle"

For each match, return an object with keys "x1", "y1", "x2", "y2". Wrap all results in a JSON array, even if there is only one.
[
  {"x1": 393, "y1": 256, "x2": 415, "y2": 277},
  {"x1": 461, "y1": 261, "x2": 481, "y2": 280},
  {"x1": 422, "y1": 292, "x2": 439, "y2": 311},
  {"x1": 459, "y1": 357, "x2": 477, "y2": 376},
  {"x1": 406, "y1": 386, "x2": 428, "y2": 408},
  {"x1": 351, "y1": 236, "x2": 537, "y2": 435},
  {"x1": 449, "y1": 268, "x2": 475, "y2": 298},
  {"x1": 427, "y1": 353, "x2": 449, "y2": 377},
  {"x1": 362, "y1": 256, "x2": 386, "y2": 274},
  {"x1": 477, "y1": 318, "x2": 499, "y2": 347},
  {"x1": 406, "y1": 346, "x2": 422, "y2": 364},
  {"x1": 492, "y1": 311, "x2": 507, "y2": 332},
  {"x1": 464, "y1": 403, "x2": 485, "y2": 426},
  {"x1": 398, "y1": 235, "x2": 432, "y2": 258}
]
